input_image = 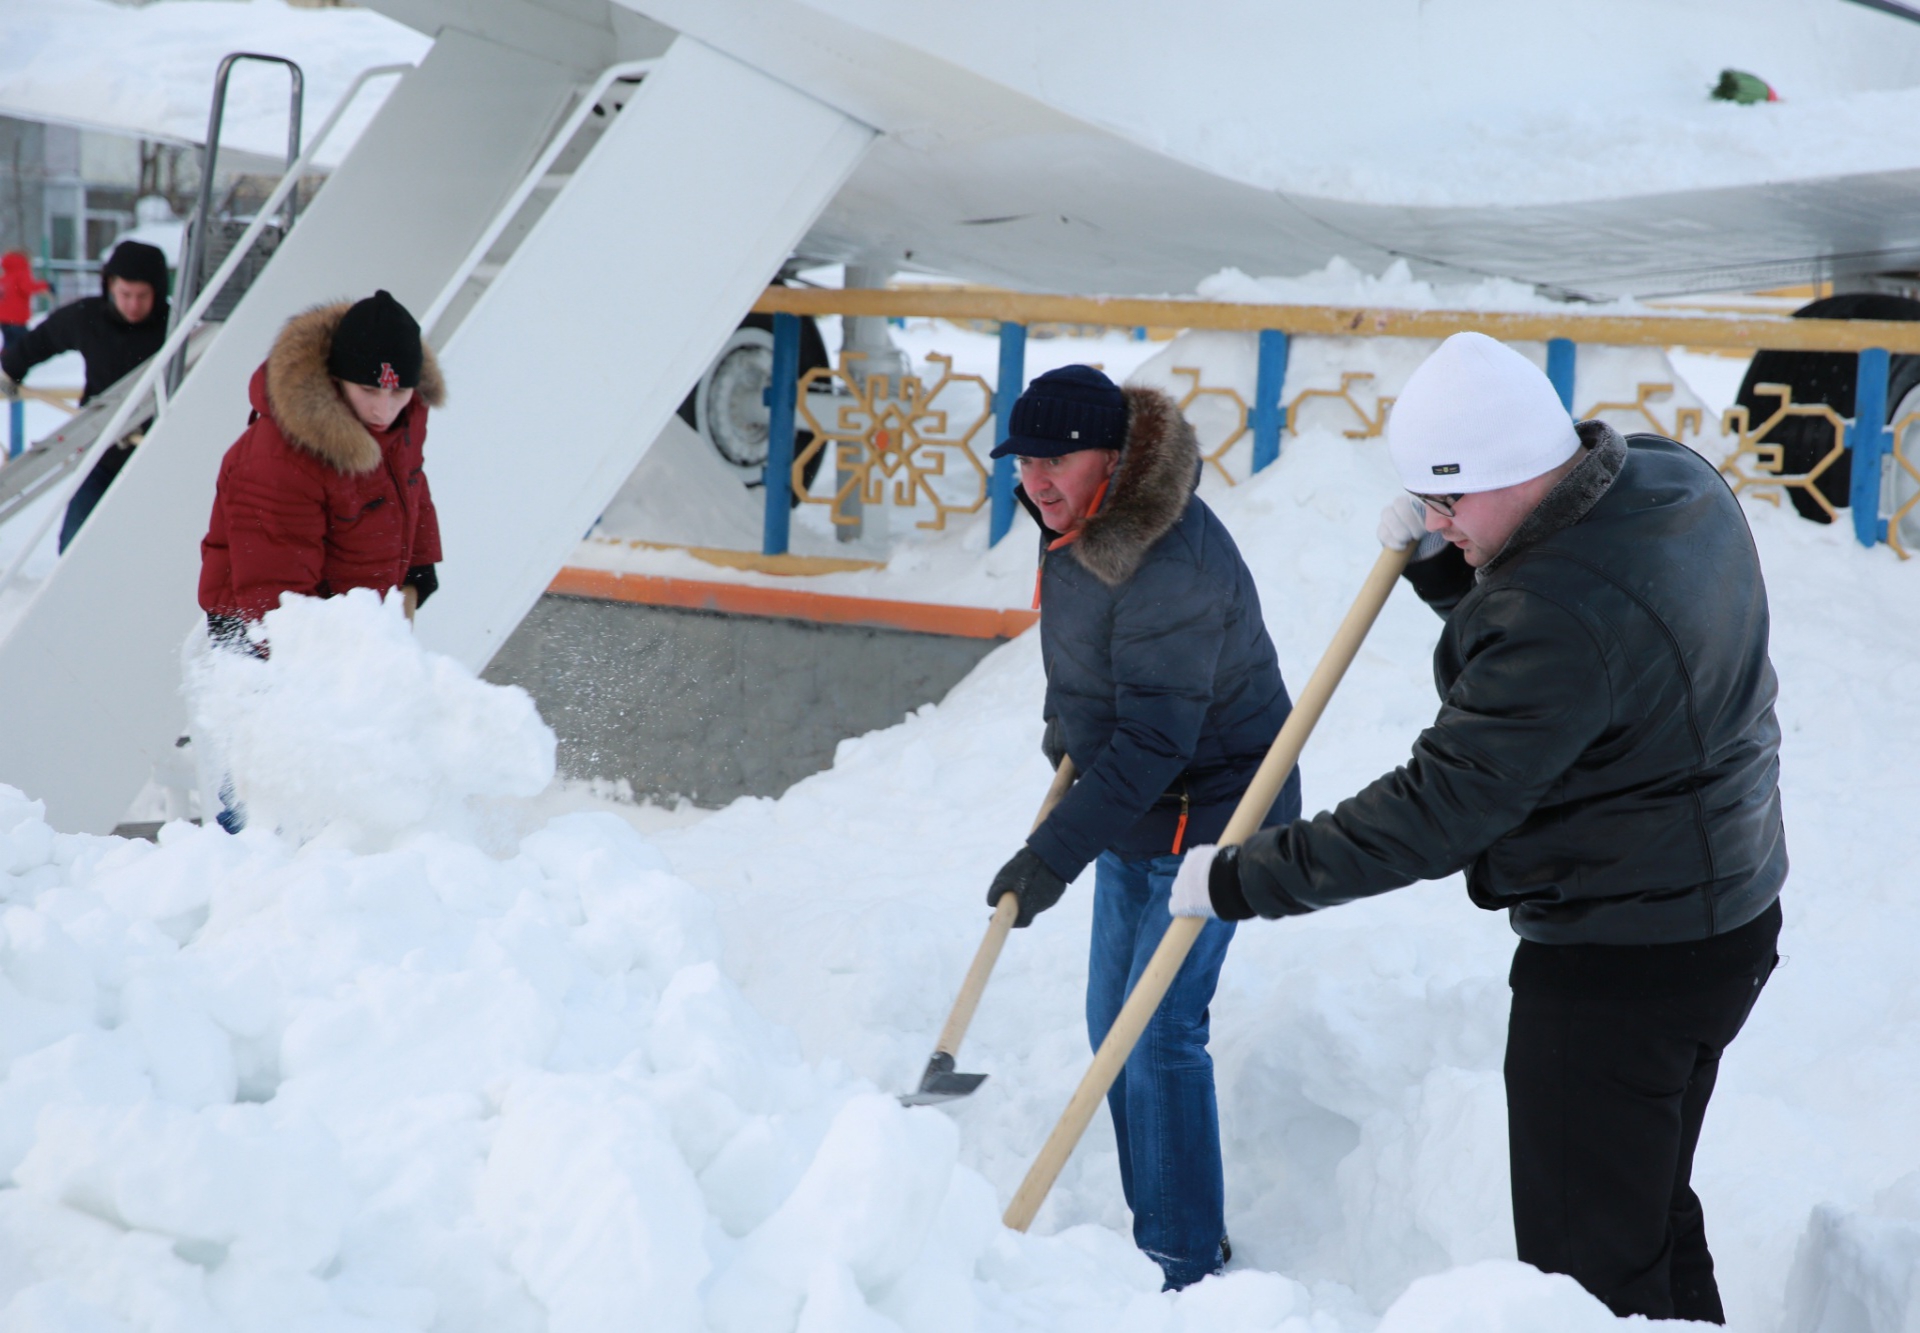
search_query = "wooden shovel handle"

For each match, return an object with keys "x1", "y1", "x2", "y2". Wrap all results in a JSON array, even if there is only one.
[
  {"x1": 1002, "y1": 543, "x2": 1411, "y2": 1232},
  {"x1": 934, "y1": 755, "x2": 1077, "y2": 1059}
]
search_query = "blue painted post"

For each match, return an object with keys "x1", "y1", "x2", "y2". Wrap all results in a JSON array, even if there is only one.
[
  {"x1": 1250, "y1": 329, "x2": 1290, "y2": 473},
  {"x1": 8, "y1": 395, "x2": 21, "y2": 458},
  {"x1": 761, "y1": 311, "x2": 801, "y2": 557},
  {"x1": 1546, "y1": 338, "x2": 1576, "y2": 413},
  {"x1": 1848, "y1": 346, "x2": 1891, "y2": 548},
  {"x1": 989, "y1": 321, "x2": 1028, "y2": 545}
]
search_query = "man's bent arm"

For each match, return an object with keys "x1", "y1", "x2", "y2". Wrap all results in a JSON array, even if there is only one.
[
  {"x1": 1236, "y1": 587, "x2": 1610, "y2": 916},
  {"x1": 0, "y1": 304, "x2": 81, "y2": 383}
]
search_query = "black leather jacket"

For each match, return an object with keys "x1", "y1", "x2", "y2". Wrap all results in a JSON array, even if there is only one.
[{"x1": 1236, "y1": 423, "x2": 1786, "y2": 945}]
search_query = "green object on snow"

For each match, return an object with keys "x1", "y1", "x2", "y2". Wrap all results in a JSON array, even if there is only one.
[{"x1": 1712, "y1": 68, "x2": 1777, "y2": 104}]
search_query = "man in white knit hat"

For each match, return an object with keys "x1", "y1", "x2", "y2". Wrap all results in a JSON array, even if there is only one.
[{"x1": 1170, "y1": 332, "x2": 1786, "y2": 1323}]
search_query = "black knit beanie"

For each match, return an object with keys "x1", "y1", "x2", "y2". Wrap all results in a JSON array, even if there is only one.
[
  {"x1": 327, "y1": 290, "x2": 423, "y2": 389},
  {"x1": 100, "y1": 240, "x2": 170, "y2": 298}
]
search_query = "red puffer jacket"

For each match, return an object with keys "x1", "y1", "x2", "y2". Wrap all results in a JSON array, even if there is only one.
[
  {"x1": 199, "y1": 301, "x2": 445, "y2": 622},
  {"x1": 0, "y1": 252, "x2": 49, "y2": 326}
]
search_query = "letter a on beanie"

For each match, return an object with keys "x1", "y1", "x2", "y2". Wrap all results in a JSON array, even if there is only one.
[{"x1": 1387, "y1": 332, "x2": 1580, "y2": 493}]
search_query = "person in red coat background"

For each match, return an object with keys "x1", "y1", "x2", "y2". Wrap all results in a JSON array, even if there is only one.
[
  {"x1": 199, "y1": 289, "x2": 445, "y2": 645},
  {"x1": 0, "y1": 251, "x2": 51, "y2": 355}
]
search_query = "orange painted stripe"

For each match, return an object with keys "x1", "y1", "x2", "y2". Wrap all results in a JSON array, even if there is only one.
[{"x1": 549, "y1": 567, "x2": 1039, "y2": 641}]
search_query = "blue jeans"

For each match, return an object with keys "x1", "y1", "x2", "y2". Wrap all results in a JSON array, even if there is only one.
[{"x1": 1086, "y1": 849, "x2": 1236, "y2": 1290}]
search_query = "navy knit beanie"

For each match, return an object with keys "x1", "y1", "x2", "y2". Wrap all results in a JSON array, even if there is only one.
[
  {"x1": 327, "y1": 290, "x2": 423, "y2": 390},
  {"x1": 991, "y1": 364, "x2": 1128, "y2": 459}
]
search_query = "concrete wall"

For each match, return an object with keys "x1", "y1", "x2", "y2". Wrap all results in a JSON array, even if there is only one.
[{"x1": 483, "y1": 594, "x2": 1002, "y2": 805}]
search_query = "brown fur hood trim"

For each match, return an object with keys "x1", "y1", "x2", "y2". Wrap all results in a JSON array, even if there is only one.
[
  {"x1": 1071, "y1": 385, "x2": 1201, "y2": 587},
  {"x1": 265, "y1": 301, "x2": 445, "y2": 474}
]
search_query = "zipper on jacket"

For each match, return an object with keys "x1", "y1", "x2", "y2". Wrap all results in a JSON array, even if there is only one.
[{"x1": 1171, "y1": 784, "x2": 1190, "y2": 855}]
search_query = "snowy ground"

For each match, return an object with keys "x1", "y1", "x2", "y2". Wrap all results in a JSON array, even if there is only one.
[{"x1": 1, "y1": 389, "x2": 1915, "y2": 1330}]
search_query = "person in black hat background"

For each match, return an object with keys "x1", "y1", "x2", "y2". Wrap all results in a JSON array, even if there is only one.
[
  {"x1": 983, "y1": 365, "x2": 1300, "y2": 1289},
  {"x1": 0, "y1": 239, "x2": 173, "y2": 549}
]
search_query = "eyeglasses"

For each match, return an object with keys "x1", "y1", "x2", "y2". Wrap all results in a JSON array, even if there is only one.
[{"x1": 1410, "y1": 491, "x2": 1465, "y2": 518}]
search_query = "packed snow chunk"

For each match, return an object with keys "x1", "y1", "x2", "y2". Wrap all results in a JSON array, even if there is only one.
[
  {"x1": 520, "y1": 813, "x2": 720, "y2": 985},
  {"x1": 1783, "y1": 1176, "x2": 1920, "y2": 1333},
  {"x1": 187, "y1": 589, "x2": 555, "y2": 848},
  {"x1": 707, "y1": 1094, "x2": 972, "y2": 1333},
  {"x1": 0, "y1": 789, "x2": 56, "y2": 880},
  {"x1": 476, "y1": 1071, "x2": 708, "y2": 1333},
  {"x1": 1375, "y1": 1260, "x2": 1645, "y2": 1333},
  {"x1": 13, "y1": 1100, "x2": 354, "y2": 1275}
]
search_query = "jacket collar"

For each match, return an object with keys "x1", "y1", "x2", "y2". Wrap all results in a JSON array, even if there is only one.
[
  {"x1": 263, "y1": 300, "x2": 445, "y2": 474},
  {"x1": 1480, "y1": 419, "x2": 1628, "y2": 578}
]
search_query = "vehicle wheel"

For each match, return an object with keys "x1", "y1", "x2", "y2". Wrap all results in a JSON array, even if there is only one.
[
  {"x1": 1734, "y1": 293, "x2": 1920, "y2": 523},
  {"x1": 678, "y1": 312, "x2": 828, "y2": 504}
]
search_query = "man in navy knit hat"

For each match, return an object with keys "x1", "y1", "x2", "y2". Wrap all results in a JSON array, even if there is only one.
[{"x1": 984, "y1": 364, "x2": 1299, "y2": 1289}]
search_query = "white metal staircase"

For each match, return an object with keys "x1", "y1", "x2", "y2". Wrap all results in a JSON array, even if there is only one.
[{"x1": 0, "y1": 28, "x2": 873, "y2": 833}]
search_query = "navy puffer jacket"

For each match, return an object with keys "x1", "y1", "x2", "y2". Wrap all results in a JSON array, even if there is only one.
[{"x1": 1024, "y1": 386, "x2": 1300, "y2": 881}]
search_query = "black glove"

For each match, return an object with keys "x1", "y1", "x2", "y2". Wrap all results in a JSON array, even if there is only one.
[
  {"x1": 1207, "y1": 844, "x2": 1256, "y2": 921},
  {"x1": 1040, "y1": 716, "x2": 1067, "y2": 768},
  {"x1": 404, "y1": 563, "x2": 439, "y2": 607},
  {"x1": 987, "y1": 846, "x2": 1068, "y2": 928},
  {"x1": 206, "y1": 613, "x2": 267, "y2": 660}
]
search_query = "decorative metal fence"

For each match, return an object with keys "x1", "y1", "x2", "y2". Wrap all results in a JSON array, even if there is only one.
[{"x1": 749, "y1": 289, "x2": 1920, "y2": 560}]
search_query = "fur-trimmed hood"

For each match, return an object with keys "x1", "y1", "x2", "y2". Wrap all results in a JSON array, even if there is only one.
[
  {"x1": 261, "y1": 301, "x2": 445, "y2": 474},
  {"x1": 1063, "y1": 385, "x2": 1201, "y2": 587}
]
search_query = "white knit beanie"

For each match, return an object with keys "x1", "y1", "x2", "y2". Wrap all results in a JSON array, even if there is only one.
[{"x1": 1387, "y1": 332, "x2": 1580, "y2": 493}]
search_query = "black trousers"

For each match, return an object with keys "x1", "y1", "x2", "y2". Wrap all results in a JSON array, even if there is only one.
[
  {"x1": 1505, "y1": 900, "x2": 1780, "y2": 1323},
  {"x1": 58, "y1": 440, "x2": 134, "y2": 551}
]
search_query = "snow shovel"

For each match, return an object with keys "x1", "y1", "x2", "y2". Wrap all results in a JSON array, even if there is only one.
[
  {"x1": 901, "y1": 755, "x2": 1079, "y2": 1107},
  {"x1": 1001, "y1": 541, "x2": 1413, "y2": 1230}
]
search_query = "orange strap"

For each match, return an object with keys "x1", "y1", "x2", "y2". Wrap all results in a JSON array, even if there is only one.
[
  {"x1": 1031, "y1": 478, "x2": 1112, "y2": 614},
  {"x1": 1170, "y1": 788, "x2": 1191, "y2": 855}
]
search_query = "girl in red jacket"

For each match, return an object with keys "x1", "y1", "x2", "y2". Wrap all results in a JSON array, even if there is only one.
[
  {"x1": 199, "y1": 290, "x2": 444, "y2": 641},
  {"x1": 0, "y1": 251, "x2": 50, "y2": 354}
]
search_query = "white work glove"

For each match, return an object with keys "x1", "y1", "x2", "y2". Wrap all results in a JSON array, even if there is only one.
[
  {"x1": 1378, "y1": 495, "x2": 1428, "y2": 549},
  {"x1": 1169, "y1": 844, "x2": 1220, "y2": 919},
  {"x1": 1378, "y1": 496, "x2": 1449, "y2": 561}
]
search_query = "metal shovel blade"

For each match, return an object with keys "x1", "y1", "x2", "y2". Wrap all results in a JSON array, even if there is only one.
[{"x1": 899, "y1": 1051, "x2": 988, "y2": 1107}]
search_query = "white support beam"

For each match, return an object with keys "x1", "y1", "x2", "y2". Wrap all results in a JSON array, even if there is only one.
[
  {"x1": 0, "y1": 29, "x2": 581, "y2": 832},
  {"x1": 414, "y1": 38, "x2": 874, "y2": 671}
]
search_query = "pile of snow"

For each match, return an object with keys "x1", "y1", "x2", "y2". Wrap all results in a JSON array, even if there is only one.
[
  {"x1": 1197, "y1": 258, "x2": 1654, "y2": 315},
  {"x1": 5, "y1": 367, "x2": 1918, "y2": 1329},
  {"x1": 186, "y1": 589, "x2": 555, "y2": 849},
  {"x1": 8, "y1": 584, "x2": 1650, "y2": 1331}
]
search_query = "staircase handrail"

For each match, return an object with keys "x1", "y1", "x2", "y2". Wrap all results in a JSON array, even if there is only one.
[{"x1": 419, "y1": 58, "x2": 658, "y2": 342}]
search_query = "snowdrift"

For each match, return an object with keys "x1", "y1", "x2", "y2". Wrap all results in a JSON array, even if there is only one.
[{"x1": 2, "y1": 400, "x2": 1917, "y2": 1331}]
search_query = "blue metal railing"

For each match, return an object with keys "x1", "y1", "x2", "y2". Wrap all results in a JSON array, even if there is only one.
[
  {"x1": 749, "y1": 288, "x2": 1915, "y2": 558},
  {"x1": 989, "y1": 321, "x2": 1028, "y2": 546}
]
